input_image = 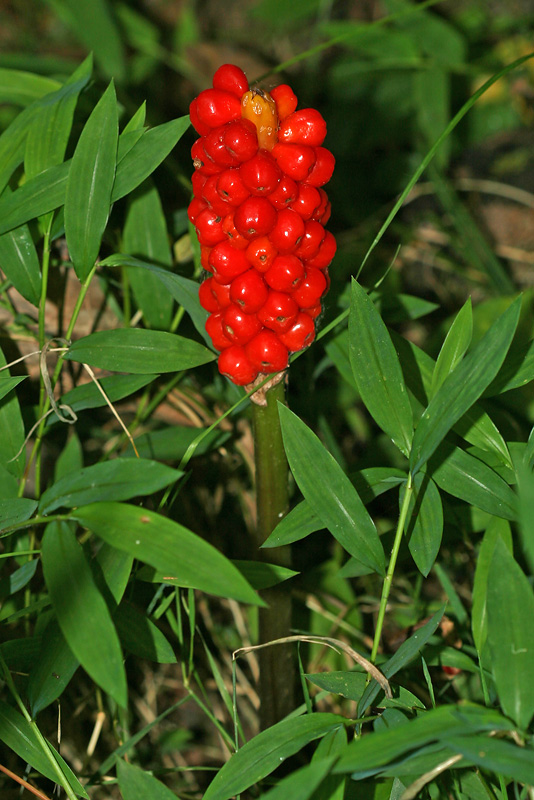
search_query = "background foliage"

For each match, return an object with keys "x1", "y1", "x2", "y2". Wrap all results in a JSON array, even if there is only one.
[{"x1": 1, "y1": 0, "x2": 534, "y2": 798}]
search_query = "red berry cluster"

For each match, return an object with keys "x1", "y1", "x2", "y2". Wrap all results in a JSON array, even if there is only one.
[{"x1": 189, "y1": 64, "x2": 336, "y2": 386}]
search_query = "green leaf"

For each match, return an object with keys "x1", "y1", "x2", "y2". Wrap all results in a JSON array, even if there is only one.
[
  {"x1": 232, "y1": 560, "x2": 298, "y2": 590},
  {"x1": 0, "y1": 68, "x2": 60, "y2": 105},
  {"x1": 403, "y1": 473, "x2": 443, "y2": 576},
  {"x1": 27, "y1": 617, "x2": 79, "y2": 716},
  {"x1": 57, "y1": 0, "x2": 125, "y2": 81},
  {"x1": 65, "y1": 328, "x2": 215, "y2": 373},
  {"x1": 132, "y1": 425, "x2": 229, "y2": 462},
  {"x1": 0, "y1": 346, "x2": 25, "y2": 477},
  {"x1": 72, "y1": 502, "x2": 262, "y2": 605},
  {"x1": 306, "y1": 671, "x2": 368, "y2": 701},
  {"x1": 440, "y1": 735, "x2": 534, "y2": 785},
  {"x1": 203, "y1": 713, "x2": 346, "y2": 800},
  {"x1": 410, "y1": 297, "x2": 521, "y2": 475},
  {"x1": 122, "y1": 182, "x2": 174, "y2": 330},
  {"x1": 260, "y1": 757, "x2": 337, "y2": 800},
  {"x1": 429, "y1": 443, "x2": 517, "y2": 521},
  {"x1": 262, "y1": 500, "x2": 321, "y2": 548},
  {"x1": 114, "y1": 603, "x2": 176, "y2": 663},
  {"x1": 278, "y1": 404, "x2": 385, "y2": 575},
  {"x1": 487, "y1": 538, "x2": 534, "y2": 730},
  {"x1": 471, "y1": 517, "x2": 512, "y2": 654},
  {"x1": 0, "y1": 209, "x2": 41, "y2": 305},
  {"x1": 0, "y1": 498, "x2": 37, "y2": 533},
  {"x1": 0, "y1": 160, "x2": 69, "y2": 235},
  {"x1": 0, "y1": 375, "x2": 27, "y2": 401},
  {"x1": 0, "y1": 699, "x2": 89, "y2": 797},
  {"x1": 64, "y1": 81, "x2": 118, "y2": 280},
  {"x1": 39, "y1": 458, "x2": 183, "y2": 514},
  {"x1": 0, "y1": 560, "x2": 37, "y2": 598},
  {"x1": 430, "y1": 298, "x2": 472, "y2": 398},
  {"x1": 117, "y1": 758, "x2": 179, "y2": 800},
  {"x1": 41, "y1": 521, "x2": 127, "y2": 707},
  {"x1": 48, "y1": 373, "x2": 157, "y2": 424},
  {"x1": 349, "y1": 280, "x2": 413, "y2": 457}
]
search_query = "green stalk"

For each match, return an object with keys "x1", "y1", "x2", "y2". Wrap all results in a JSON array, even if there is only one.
[
  {"x1": 252, "y1": 378, "x2": 294, "y2": 729},
  {"x1": 370, "y1": 474, "x2": 413, "y2": 663}
]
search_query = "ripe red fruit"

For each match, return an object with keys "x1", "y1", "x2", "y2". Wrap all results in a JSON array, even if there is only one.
[
  {"x1": 292, "y1": 267, "x2": 328, "y2": 308},
  {"x1": 290, "y1": 183, "x2": 321, "y2": 220},
  {"x1": 246, "y1": 330, "x2": 289, "y2": 372},
  {"x1": 246, "y1": 236, "x2": 277, "y2": 272},
  {"x1": 217, "y1": 168, "x2": 250, "y2": 206},
  {"x1": 203, "y1": 126, "x2": 239, "y2": 168},
  {"x1": 195, "y1": 208, "x2": 226, "y2": 247},
  {"x1": 199, "y1": 276, "x2": 231, "y2": 312},
  {"x1": 223, "y1": 120, "x2": 258, "y2": 162},
  {"x1": 230, "y1": 269, "x2": 269, "y2": 313},
  {"x1": 279, "y1": 109, "x2": 327, "y2": 147},
  {"x1": 201, "y1": 175, "x2": 232, "y2": 217},
  {"x1": 239, "y1": 150, "x2": 281, "y2": 196},
  {"x1": 294, "y1": 220, "x2": 325, "y2": 261},
  {"x1": 272, "y1": 142, "x2": 316, "y2": 181},
  {"x1": 267, "y1": 175, "x2": 299, "y2": 210},
  {"x1": 188, "y1": 196, "x2": 208, "y2": 225},
  {"x1": 258, "y1": 290, "x2": 299, "y2": 333},
  {"x1": 234, "y1": 196, "x2": 277, "y2": 239},
  {"x1": 265, "y1": 254, "x2": 305, "y2": 292},
  {"x1": 189, "y1": 98, "x2": 212, "y2": 136},
  {"x1": 209, "y1": 240, "x2": 251, "y2": 284},
  {"x1": 206, "y1": 312, "x2": 233, "y2": 350},
  {"x1": 212, "y1": 64, "x2": 249, "y2": 98},
  {"x1": 269, "y1": 84, "x2": 298, "y2": 120},
  {"x1": 305, "y1": 230, "x2": 337, "y2": 270},
  {"x1": 268, "y1": 207, "x2": 305, "y2": 252},
  {"x1": 195, "y1": 88, "x2": 242, "y2": 128},
  {"x1": 279, "y1": 312, "x2": 316, "y2": 351},
  {"x1": 222, "y1": 304, "x2": 262, "y2": 345},
  {"x1": 191, "y1": 138, "x2": 219, "y2": 176},
  {"x1": 306, "y1": 147, "x2": 335, "y2": 187},
  {"x1": 222, "y1": 212, "x2": 249, "y2": 250},
  {"x1": 218, "y1": 345, "x2": 258, "y2": 385}
]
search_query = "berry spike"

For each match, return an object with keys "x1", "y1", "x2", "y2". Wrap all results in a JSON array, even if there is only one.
[{"x1": 240, "y1": 88, "x2": 278, "y2": 152}]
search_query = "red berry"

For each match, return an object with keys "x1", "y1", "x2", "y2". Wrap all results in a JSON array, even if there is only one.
[
  {"x1": 191, "y1": 170, "x2": 207, "y2": 197},
  {"x1": 292, "y1": 267, "x2": 327, "y2": 308},
  {"x1": 212, "y1": 64, "x2": 249, "y2": 98},
  {"x1": 206, "y1": 311, "x2": 233, "y2": 350},
  {"x1": 200, "y1": 245, "x2": 212, "y2": 271},
  {"x1": 258, "y1": 290, "x2": 299, "y2": 333},
  {"x1": 222, "y1": 304, "x2": 262, "y2": 345},
  {"x1": 218, "y1": 345, "x2": 258, "y2": 385},
  {"x1": 246, "y1": 330, "x2": 289, "y2": 373},
  {"x1": 268, "y1": 208, "x2": 305, "y2": 253},
  {"x1": 268, "y1": 175, "x2": 299, "y2": 210},
  {"x1": 306, "y1": 230, "x2": 337, "y2": 270},
  {"x1": 191, "y1": 138, "x2": 220, "y2": 176},
  {"x1": 279, "y1": 109, "x2": 327, "y2": 147},
  {"x1": 234, "y1": 196, "x2": 277, "y2": 239},
  {"x1": 202, "y1": 175, "x2": 232, "y2": 217},
  {"x1": 306, "y1": 303, "x2": 322, "y2": 320},
  {"x1": 203, "y1": 126, "x2": 239, "y2": 168},
  {"x1": 195, "y1": 208, "x2": 226, "y2": 246},
  {"x1": 272, "y1": 142, "x2": 316, "y2": 181},
  {"x1": 222, "y1": 212, "x2": 249, "y2": 250},
  {"x1": 199, "y1": 276, "x2": 231, "y2": 311},
  {"x1": 188, "y1": 196, "x2": 208, "y2": 225},
  {"x1": 290, "y1": 183, "x2": 321, "y2": 220},
  {"x1": 306, "y1": 147, "x2": 335, "y2": 187},
  {"x1": 246, "y1": 236, "x2": 277, "y2": 272},
  {"x1": 294, "y1": 220, "x2": 325, "y2": 261},
  {"x1": 196, "y1": 88, "x2": 242, "y2": 128},
  {"x1": 189, "y1": 98, "x2": 212, "y2": 136},
  {"x1": 217, "y1": 168, "x2": 250, "y2": 206},
  {"x1": 223, "y1": 120, "x2": 258, "y2": 162},
  {"x1": 312, "y1": 188, "x2": 329, "y2": 221},
  {"x1": 265, "y1": 254, "x2": 305, "y2": 292},
  {"x1": 279, "y1": 312, "x2": 316, "y2": 351},
  {"x1": 229, "y1": 269, "x2": 269, "y2": 313},
  {"x1": 209, "y1": 240, "x2": 250, "y2": 284},
  {"x1": 239, "y1": 150, "x2": 281, "y2": 196},
  {"x1": 270, "y1": 84, "x2": 298, "y2": 120}
]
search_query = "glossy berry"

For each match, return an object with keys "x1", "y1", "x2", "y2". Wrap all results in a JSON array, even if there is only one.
[
  {"x1": 293, "y1": 267, "x2": 328, "y2": 308},
  {"x1": 306, "y1": 147, "x2": 336, "y2": 187},
  {"x1": 218, "y1": 345, "x2": 258, "y2": 385},
  {"x1": 279, "y1": 312, "x2": 316, "y2": 351},
  {"x1": 265, "y1": 254, "x2": 305, "y2": 292},
  {"x1": 206, "y1": 312, "x2": 233, "y2": 350},
  {"x1": 306, "y1": 230, "x2": 337, "y2": 270},
  {"x1": 230, "y1": 269, "x2": 269, "y2": 313},
  {"x1": 191, "y1": 139, "x2": 219, "y2": 176},
  {"x1": 195, "y1": 208, "x2": 226, "y2": 247},
  {"x1": 195, "y1": 89, "x2": 242, "y2": 128},
  {"x1": 199, "y1": 276, "x2": 231, "y2": 312},
  {"x1": 222, "y1": 212, "x2": 249, "y2": 250},
  {"x1": 223, "y1": 120, "x2": 258, "y2": 162},
  {"x1": 294, "y1": 220, "x2": 325, "y2": 261},
  {"x1": 203, "y1": 126, "x2": 239, "y2": 168},
  {"x1": 270, "y1": 84, "x2": 298, "y2": 120},
  {"x1": 201, "y1": 175, "x2": 231, "y2": 217},
  {"x1": 246, "y1": 236, "x2": 277, "y2": 273},
  {"x1": 268, "y1": 208, "x2": 305, "y2": 253},
  {"x1": 279, "y1": 109, "x2": 327, "y2": 147},
  {"x1": 234, "y1": 196, "x2": 277, "y2": 239},
  {"x1": 246, "y1": 330, "x2": 289, "y2": 372},
  {"x1": 213, "y1": 64, "x2": 249, "y2": 98},
  {"x1": 290, "y1": 183, "x2": 321, "y2": 220},
  {"x1": 267, "y1": 175, "x2": 299, "y2": 210},
  {"x1": 209, "y1": 240, "x2": 250, "y2": 284},
  {"x1": 217, "y1": 168, "x2": 250, "y2": 206},
  {"x1": 239, "y1": 150, "x2": 281, "y2": 196},
  {"x1": 222, "y1": 304, "x2": 262, "y2": 344},
  {"x1": 258, "y1": 290, "x2": 299, "y2": 333},
  {"x1": 272, "y1": 142, "x2": 316, "y2": 181}
]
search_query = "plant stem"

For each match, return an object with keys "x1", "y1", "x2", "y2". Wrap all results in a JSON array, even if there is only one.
[
  {"x1": 252, "y1": 378, "x2": 294, "y2": 729},
  {"x1": 370, "y1": 474, "x2": 413, "y2": 663}
]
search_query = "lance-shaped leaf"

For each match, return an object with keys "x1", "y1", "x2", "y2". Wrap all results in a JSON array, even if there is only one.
[
  {"x1": 410, "y1": 297, "x2": 521, "y2": 475},
  {"x1": 117, "y1": 758, "x2": 183, "y2": 800},
  {"x1": 0, "y1": 68, "x2": 60, "y2": 105},
  {"x1": 0, "y1": 346, "x2": 25, "y2": 477},
  {"x1": 0, "y1": 188, "x2": 41, "y2": 304},
  {"x1": 349, "y1": 279, "x2": 413, "y2": 457},
  {"x1": 430, "y1": 297, "x2": 472, "y2": 397},
  {"x1": 402, "y1": 472, "x2": 443, "y2": 577},
  {"x1": 64, "y1": 81, "x2": 118, "y2": 281},
  {"x1": 278, "y1": 404, "x2": 385, "y2": 575}
]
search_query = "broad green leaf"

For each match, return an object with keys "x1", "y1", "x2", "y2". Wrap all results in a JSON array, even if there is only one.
[
  {"x1": 278, "y1": 404, "x2": 385, "y2": 575},
  {"x1": 47, "y1": 373, "x2": 157, "y2": 425},
  {"x1": 260, "y1": 757, "x2": 337, "y2": 800},
  {"x1": 349, "y1": 280, "x2": 413, "y2": 457},
  {"x1": 0, "y1": 560, "x2": 37, "y2": 598},
  {"x1": 54, "y1": 431, "x2": 83, "y2": 480},
  {"x1": 429, "y1": 443, "x2": 517, "y2": 521},
  {"x1": 56, "y1": 0, "x2": 125, "y2": 81},
  {"x1": 132, "y1": 425, "x2": 229, "y2": 462},
  {"x1": 371, "y1": 291, "x2": 439, "y2": 324},
  {"x1": 0, "y1": 160, "x2": 69, "y2": 235},
  {"x1": 516, "y1": 452, "x2": 534, "y2": 573},
  {"x1": 487, "y1": 538, "x2": 534, "y2": 730},
  {"x1": 24, "y1": 55, "x2": 92, "y2": 179},
  {"x1": 471, "y1": 517, "x2": 512, "y2": 654},
  {"x1": 410, "y1": 297, "x2": 521, "y2": 475},
  {"x1": 430, "y1": 298, "x2": 472, "y2": 398},
  {"x1": 27, "y1": 618, "x2": 79, "y2": 716},
  {"x1": 39, "y1": 458, "x2": 183, "y2": 514},
  {"x1": 442, "y1": 735, "x2": 534, "y2": 785},
  {"x1": 311, "y1": 728, "x2": 347, "y2": 800},
  {"x1": 115, "y1": 603, "x2": 176, "y2": 663},
  {"x1": 122, "y1": 102, "x2": 147, "y2": 134},
  {"x1": 0, "y1": 700, "x2": 88, "y2": 797},
  {"x1": 306, "y1": 671, "x2": 368, "y2": 701},
  {"x1": 64, "y1": 81, "x2": 118, "y2": 280},
  {"x1": 203, "y1": 713, "x2": 346, "y2": 800},
  {"x1": 117, "y1": 758, "x2": 179, "y2": 800},
  {"x1": 485, "y1": 337, "x2": 534, "y2": 396},
  {"x1": 122, "y1": 182, "x2": 174, "y2": 330},
  {"x1": 0, "y1": 68, "x2": 60, "y2": 105},
  {"x1": 0, "y1": 465, "x2": 18, "y2": 500},
  {"x1": 0, "y1": 346, "x2": 25, "y2": 477},
  {"x1": 0, "y1": 203, "x2": 41, "y2": 304},
  {"x1": 41, "y1": 521, "x2": 127, "y2": 707},
  {"x1": 65, "y1": 328, "x2": 215, "y2": 373},
  {"x1": 72, "y1": 502, "x2": 262, "y2": 605},
  {"x1": 0, "y1": 375, "x2": 27, "y2": 400},
  {"x1": 262, "y1": 500, "x2": 322, "y2": 548},
  {"x1": 0, "y1": 498, "x2": 37, "y2": 534},
  {"x1": 0, "y1": 637, "x2": 41, "y2": 672},
  {"x1": 232, "y1": 560, "x2": 298, "y2": 590},
  {"x1": 96, "y1": 542, "x2": 133, "y2": 604},
  {"x1": 333, "y1": 704, "x2": 509, "y2": 774},
  {"x1": 402, "y1": 473, "x2": 443, "y2": 576}
]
